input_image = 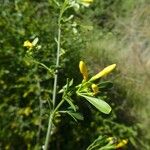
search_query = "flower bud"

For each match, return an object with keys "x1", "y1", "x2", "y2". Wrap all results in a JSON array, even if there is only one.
[
  {"x1": 90, "y1": 64, "x2": 116, "y2": 81},
  {"x1": 79, "y1": 61, "x2": 88, "y2": 81},
  {"x1": 91, "y1": 84, "x2": 99, "y2": 95}
]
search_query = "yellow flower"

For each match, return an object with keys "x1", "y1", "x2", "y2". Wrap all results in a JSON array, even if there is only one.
[
  {"x1": 79, "y1": 61, "x2": 88, "y2": 81},
  {"x1": 18, "y1": 107, "x2": 33, "y2": 116},
  {"x1": 24, "y1": 107, "x2": 33, "y2": 116},
  {"x1": 115, "y1": 139, "x2": 128, "y2": 149},
  {"x1": 5, "y1": 144, "x2": 10, "y2": 150},
  {"x1": 90, "y1": 64, "x2": 116, "y2": 81},
  {"x1": 107, "y1": 137, "x2": 117, "y2": 144},
  {"x1": 107, "y1": 137, "x2": 114, "y2": 142},
  {"x1": 91, "y1": 84, "x2": 99, "y2": 95},
  {"x1": 23, "y1": 40, "x2": 33, "y2": 49},
  {"x1": 80, "y1": 0, "x2": 93, "y2": 7}
]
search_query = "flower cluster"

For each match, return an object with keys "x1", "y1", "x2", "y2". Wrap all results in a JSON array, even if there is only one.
[
  {"x1": 79, "y1": 60, "x2": 116, "y2": 95},
  {"x1": 23, "y1": 37, "x2": 41, "y2": 55}
]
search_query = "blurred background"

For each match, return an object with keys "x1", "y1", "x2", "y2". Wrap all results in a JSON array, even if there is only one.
[{"x1": 0, "y1": 0, "x2": 150, "y2": 149}]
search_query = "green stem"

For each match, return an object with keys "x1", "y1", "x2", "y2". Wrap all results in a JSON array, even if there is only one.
[
  {"x1": 52, "y1": 0, "x2": 67, "y2": 108},
  {"x1": 52, "y1": 24, "x2": 61, "y2": 108},
  {"x1": 43, "y1": 112, "x2": 53, "y2": 150},
  {"x1": 43, "y1": 1, "x2": 68, "y2": 149},
  {"x1": 43, "y1": 99, "x2": 65, "y2": 150},
  {"x1": 34, "y1": 60, "x2": 53, "y2": 75},
  {"x1": 43, "y1": 20, "x2": 61, "y2": 150},
  {"x1": 99, "y1": 146, "x2": 115, "y2": 150}
]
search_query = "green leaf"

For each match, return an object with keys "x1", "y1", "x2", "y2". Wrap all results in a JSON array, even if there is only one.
[
  {"x1": 67, "y1": 111, "x2": 84, "y2": 122},
  {"x1": 64, "y1": 97, "x2": 76, "y2": 111},
  {"x1": 80, "y1": 94, "x2": 111, "y2": 114},
  {"x1": 58, "y1": 79, "x2": 73, "y2": 93},
  {"x1": 60, "y1": 110, "x2": 83, "y2": 122}
]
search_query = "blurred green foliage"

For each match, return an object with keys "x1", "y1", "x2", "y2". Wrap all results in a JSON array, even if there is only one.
[
  {"x1": 0, "y1": 0, "x2": 149, "y2": 149},
  {"x1": 83, "y1": 0, "x2": 150, "y2": 149},
  {"x1": 0, "y1": 0, "x2": 83, "y2": 149}
]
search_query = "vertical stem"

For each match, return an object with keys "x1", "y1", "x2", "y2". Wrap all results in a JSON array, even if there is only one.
[
  {"x1": 44, "y1": 1, "x2": 67, "y2": 149},
  {"x1": 52, "y1": 0, "x2": 68, "y2": 107},
  {"x1": 43, "y1": 113, "x2": 53, "y2": 150},
  {"x1": 43, "y1": 8, "x2": 62, "y2": 150},
  {"x1": 43, "y1": 26, "x2": 61, "y2": 150},
  {"x1": 43, "y1": 99, "x2": 65, "y2": 150},
  {"x1": 52, "y1": 24, "x2": 61, "y2": 108}
]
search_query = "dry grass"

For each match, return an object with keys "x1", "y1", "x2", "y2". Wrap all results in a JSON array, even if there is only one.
[{"x1": 84, "y1": 2, "x2": 150, "y2": 145}]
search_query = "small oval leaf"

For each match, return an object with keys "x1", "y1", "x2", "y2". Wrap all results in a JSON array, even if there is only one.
[{"x1": 80, "y1": 94, "x2": 111, "y2": 114}]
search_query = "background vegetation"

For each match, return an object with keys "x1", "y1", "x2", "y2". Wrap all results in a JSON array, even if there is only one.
[{"x1": 0, "y1": 0, "x2": 149, "y2": 149}]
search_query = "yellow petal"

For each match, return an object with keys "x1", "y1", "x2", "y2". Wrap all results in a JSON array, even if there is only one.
[
  {"x1": 24, "y1": 107, "x2": 33, "y2": 116},
  {"x1": 79, "y1": 61, "x2": 88, "y2": 81},
  {"x1": 90, "y1": 64, "x2": 116, "y2": 81},
  {"x1": 107, "y1": 137, "x2": 114, "y2": 141},
  {"x1": 115, "y1": 139, "x2": 128, "y2": 149},
  {"x1": 23, "y1": 40, "x2": 33, "y2": 49}
]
